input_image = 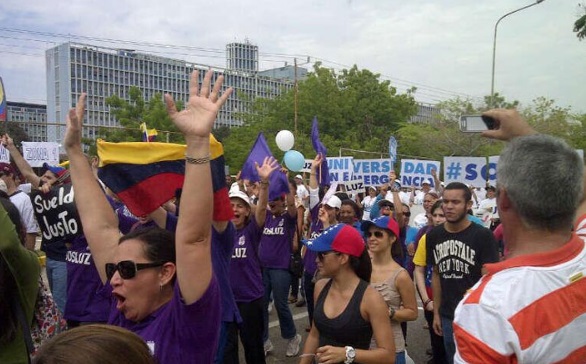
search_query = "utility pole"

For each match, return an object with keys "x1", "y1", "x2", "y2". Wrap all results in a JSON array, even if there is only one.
[{"x1": 294, "y1": 58, "x2": 298, "y2": 137}]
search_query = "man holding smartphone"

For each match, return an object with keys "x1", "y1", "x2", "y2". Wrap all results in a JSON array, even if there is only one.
[{"x1": 453, "y1": 110, "x2": 586, "y2": 363}]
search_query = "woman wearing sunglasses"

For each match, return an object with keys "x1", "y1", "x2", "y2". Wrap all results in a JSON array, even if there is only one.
[
  {"x1": 362, "y1": 216, "x2": 418, "y2": 364},
  {"x1": 299, "y1": 223, "x2": 394, "y2": 364},
  {"x1": 63, "y1": 70, "x2": 232, "y2": 364}
]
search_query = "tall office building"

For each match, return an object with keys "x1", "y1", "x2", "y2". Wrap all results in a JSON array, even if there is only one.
[
  {"x1": 226, "y1": 41, "x2": 258, "y2": 72},
  {"x1": 45, "y1": 42, "x2": 301, "y2": 144},
  {"x1": 6, "y1": 101, "x2": 47, "y2": 142}
]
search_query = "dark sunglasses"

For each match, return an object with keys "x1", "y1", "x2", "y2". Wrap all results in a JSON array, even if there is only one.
[
  {"x1": 403, "y1": 212, "x2": 411, "y2": 217},
  {"x1": 317, "y1": 251, "x2": 340, "y2": 261},
  {"x1": 105, "y1": 260, "x2": 164, "y2": 280},
  {"x1": 366, "y1": 231, "x2": 385, "y2": 238}
]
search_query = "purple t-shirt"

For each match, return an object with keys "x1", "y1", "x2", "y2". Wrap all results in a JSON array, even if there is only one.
[
  {"x1": 258, "y1": 212, "x2": 297, "y2": 269},
  {"x1": 108, "y1": 277, "x2": 221, "y2": 364},
  {"x1": 64, "y1": 235, "x2": 110, "y2": 322},
  {"x1": 230, "y1": 217, "x2": 264, "y2": 303},
  {"x1": 166, "y1": 215, "x2": 241, "y2": 324},
  {"x1": 303, "y1": 204, "x2": 322, "y2": 275}
]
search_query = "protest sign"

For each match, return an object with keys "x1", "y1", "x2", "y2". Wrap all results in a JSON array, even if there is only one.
[
  {"x1": 443, "y1": 157, "x2": 489, "y2": 186},
  {"x1": 0, "y1": 144, "x2": 9, "y2": 163},
  {"x1": 343, "y1": 175, "x2": 365, "y2": 193},
  {"x1": 327, "y1": 157, "x2": 354, "y2": 183},
  {"x1": 31, "y1": 184, "x2": 83, "y2": 244},
  {"x1": 487, "y1": 156, "x2": 499, "y2": 185},
  {"x1": 353, "y1": 159, "x2": 391, "y2": 187},
  {"x1": 400, "y1": 159, "x2": 441, "y2": 187},
  {"x1": 22, "y1": 142, "x2": 59, "y2": 167}
]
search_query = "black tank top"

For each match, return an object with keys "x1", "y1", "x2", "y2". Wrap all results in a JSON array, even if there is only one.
[{"x1": 314, "y1": 279, "x2": 373, "y2": 350}]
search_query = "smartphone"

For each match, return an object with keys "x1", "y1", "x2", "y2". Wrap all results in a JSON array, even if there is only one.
[{"x1": 459, "y1": 115, "x2": 496, "y2": 133}]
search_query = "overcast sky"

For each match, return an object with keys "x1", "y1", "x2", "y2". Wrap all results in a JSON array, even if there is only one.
[{"x1": 1, "y1": 0, "x2": 584, "y2": 112}]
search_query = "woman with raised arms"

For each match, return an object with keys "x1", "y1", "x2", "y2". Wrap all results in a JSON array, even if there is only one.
[{"x1": 64, "y1": 70, "x2": 232, "y2": 364}]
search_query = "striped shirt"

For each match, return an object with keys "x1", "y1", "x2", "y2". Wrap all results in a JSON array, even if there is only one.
[{"x1": 453, "y1": 215, "x2": 586, "y2": 363}]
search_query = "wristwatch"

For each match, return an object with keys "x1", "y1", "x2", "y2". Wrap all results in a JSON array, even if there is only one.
[{"x1": 345, "y1": 346, "x2": 356, "y2": 364}]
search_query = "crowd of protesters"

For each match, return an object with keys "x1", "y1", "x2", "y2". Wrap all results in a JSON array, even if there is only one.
[{"x1": 1, "y1": 69, "x2": 585, "y2": 364}]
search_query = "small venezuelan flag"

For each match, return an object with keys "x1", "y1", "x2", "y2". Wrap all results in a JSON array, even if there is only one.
[
  {"x1": 140, "y1": 122, "x2": 158, "y2": 142},
  {"x1": 97, "y1": 136, "x2": 232, "y2": 221}
]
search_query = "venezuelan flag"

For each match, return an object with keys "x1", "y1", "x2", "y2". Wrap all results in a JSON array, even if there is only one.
[
  {"x1": 97, "y1": 136, "x2": 232, "y2": 221},
  {"x1": 0, "y1": 77, "x2": 6, "y2": 122},
  {"x1": 139, "y1": 122, "x2": 158, "y2": 142}
]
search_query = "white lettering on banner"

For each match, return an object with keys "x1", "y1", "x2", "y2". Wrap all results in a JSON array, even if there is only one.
[
  {"x1": 66, "y1": 251, "x2": 92, "y2": 265},
  {"x1": 443, "y1": 157, "x2": 489, "y2": 186},
  {"x1": 0, "y1": 145, "x2": 9, "y2": 163},
  {"x1": 400, "y1": 159, "x2": 441, "y2": 187},
  {"x1": 22, "y1": 142, "x2": 59, "y2": 167},
  {"x1": 232, "y1": 247, "x2": 248, "y2": 258},
  {"x1": 353, "y1": 159, "x2": 391, "y2": 187},
  {"x1": 263, "y1": 227, "x2": 285, "y2": 235}
]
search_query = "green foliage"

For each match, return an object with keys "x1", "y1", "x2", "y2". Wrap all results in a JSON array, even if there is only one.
[
  {"x1": 0, "y1": 122, "x2": 30, "y2": 148},
  {"x1": 395, "y1": 94, "x2": 586, "y2": 175},
  {"x1": 223, "y1": 63, "x2": 418, "y2": 170},
  {"x1": 99, "y1": 86, "x2": 185, "y2": 144},
  {"x1": 575, "y1": 4, "x2": 586, "y2": 40}
]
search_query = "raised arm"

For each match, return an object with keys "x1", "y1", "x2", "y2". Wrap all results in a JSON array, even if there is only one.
[
  {"x1": 389, "y1": 171, "x2": 404, "y2": 227},
  {"x1": 64, "y1": 93, "x2": 121, "y2": 283},
  {"x1": 254, "y1": 157, "x2": 278, "y2": 227},
  {"x1": 308, "y1": 154, "x2": 323, "y2": 209},
  {"x1": 1, "y1": 134, "x2": 42, "y2": 188},
  {"x1": 164, "y1": 70, "x2": 232, "y2": 305}
]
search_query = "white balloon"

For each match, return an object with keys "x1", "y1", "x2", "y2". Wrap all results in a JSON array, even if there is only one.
[{"x1": 275, "y1": 130, "x2": 295, "y2": 151}]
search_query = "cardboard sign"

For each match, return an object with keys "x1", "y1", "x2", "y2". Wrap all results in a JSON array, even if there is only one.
[
  {"x1": 22, "y1": 142, "x2": 60, "y2": 167},
  {"x1": 32, "y1": 184, "x2": 83, "y2": 244},
  {"x1": 400, "y1": 159, "x2": 441, "y2": 187}
]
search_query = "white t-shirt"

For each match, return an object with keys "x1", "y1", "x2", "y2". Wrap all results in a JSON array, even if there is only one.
[
  {"x1": 362, "y1": 195, "x2": 376, "y2": 221},
  {"x1": 477, "y1": 197, "x2": 497, "y2": 228},
  {"x1": 296, "y1": 184, "x2": 309, "y2": 208},
  {"x1": 9, "y1": 190, "x2": 39, "y2": 234}
]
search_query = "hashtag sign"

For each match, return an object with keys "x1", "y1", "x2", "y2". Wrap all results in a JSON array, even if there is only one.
[{"x1": 446, "y1": 162, "x2": 462, "y2": 179}]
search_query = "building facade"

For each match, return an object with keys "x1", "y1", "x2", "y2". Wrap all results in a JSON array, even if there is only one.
[
  {"x1": 6, "y1": 101, "x2": 47, "y2": 142},
  {"x1": 45, "y1": 42, "x2": 301, "y2": 144}
]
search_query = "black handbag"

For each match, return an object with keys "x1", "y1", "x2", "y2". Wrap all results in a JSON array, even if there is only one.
[{"x1": 288, "y1": 252, "x2": 304, "y2": 278}]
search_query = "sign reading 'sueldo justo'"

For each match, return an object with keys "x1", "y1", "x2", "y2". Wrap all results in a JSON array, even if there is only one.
[{"x1": 32, "y1": 184, "x2": 83, "y2": 244}]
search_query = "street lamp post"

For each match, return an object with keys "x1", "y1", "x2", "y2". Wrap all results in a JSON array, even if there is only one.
[{"x1": 490, "y1": 0, "x2": 546, "y2": 108}]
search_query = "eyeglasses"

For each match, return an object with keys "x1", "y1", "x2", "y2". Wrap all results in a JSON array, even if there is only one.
[
  {"x1": 366, "y1": 231, "x2": 385, "y2": 238},
  {"x1": 403, "y1": 212, "x2": 411, "y2": 217},
  {"x1": 381, "y1": 205, "x2": 393, "y2": 210},
  {"x1": 317, "y1": 251, "x2": 340, "y2": 261},
  {"x1": 105, "y1": 260, "x2": 164, "y2": 280}
]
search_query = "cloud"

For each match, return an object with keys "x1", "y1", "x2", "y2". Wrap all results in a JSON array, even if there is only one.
[{"x1": 0, "y1": 0, "x2": 584, "y2": 111}]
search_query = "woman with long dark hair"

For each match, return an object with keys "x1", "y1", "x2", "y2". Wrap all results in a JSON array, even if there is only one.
[
  {"x1": 63, "y1": 70, "x2": 232, "y2": 364},
  {"x1": 299, "y1": 223, "x2": 395, "y2": 364}
]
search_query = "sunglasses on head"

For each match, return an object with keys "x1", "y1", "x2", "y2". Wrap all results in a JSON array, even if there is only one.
[
  {"x1": 105, "y1": 260, "x2": 164, "y2": 280},
  {"x1": 317, "y1": 251, "x2": 340, "y2": 261},
  {"x1": 366, "y1": 231, "x2": 385, "y2": 238}
]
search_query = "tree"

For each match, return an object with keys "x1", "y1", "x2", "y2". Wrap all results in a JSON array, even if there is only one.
[
  {"x1": 223, "y1": 63, "x2": 418, "y2": 170},
  {"x1": 575, "y1": 3, "x2": 586, "y2": 40},
  {"x1": 395, "y1": 95, "x2": 582, "y2": 168},
  {"x1": 101, "y1": 87, "x2": 184, "y2": 144},
  {"x1": 0, "y1": 122, "x2": 30, "y2": 148}
]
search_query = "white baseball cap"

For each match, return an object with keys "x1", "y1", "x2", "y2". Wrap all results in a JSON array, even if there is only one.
[
  {"x1": 229, "y1": 190, "x2": 251, "y2": 207},
  {"x1": 324, "y1": 195, "x2": 342, "y2": 209},
  {"x1": 295, "y1": 174, "x2": 303, "y2": 179}
]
